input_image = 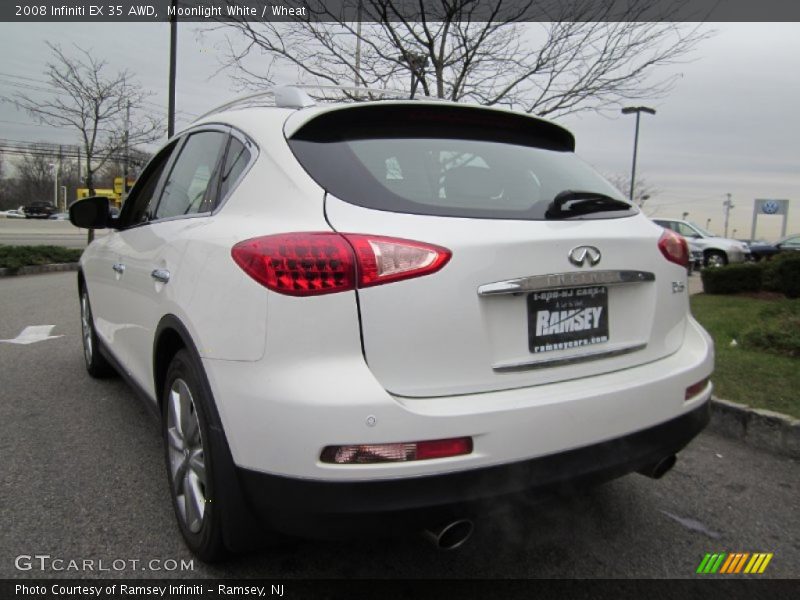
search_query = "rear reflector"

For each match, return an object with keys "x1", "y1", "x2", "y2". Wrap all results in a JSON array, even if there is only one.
[
  {"x1": 685, "y1": 378, "x2": 710, "y2": 400},
  {"x1": 658, "y1": 229, "x2": 689, "y2": 268},
  {"x1": 320, "y1": 437, "x2": 473, "y2": 464},
  {"x1": 232, "y1": 232, "x2": 451, "y2": 296}
]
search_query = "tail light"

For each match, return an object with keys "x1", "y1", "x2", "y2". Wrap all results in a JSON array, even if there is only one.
[
  {"x1": 320, "y1": 437, "x2": 473, "y2": 464},
  {"x1": 658, "y1": 229, "x2": 689, "y2": 268},
  {"x1": 232, "y1": 232, "x2": 451, "y2": 296}
]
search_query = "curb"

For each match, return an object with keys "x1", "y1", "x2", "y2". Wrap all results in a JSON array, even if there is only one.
[
  {"x1": 709, "y1": 397, "x2": 800, "y2": 459},
  {"x1": 0, "y1": 262, "x2": 79, "y2": 277}
]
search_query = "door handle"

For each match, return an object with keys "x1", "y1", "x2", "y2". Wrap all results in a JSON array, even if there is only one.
[
  {"x1": 112, "y1": 263, "x2": 126, "y2": 274},
  {"x1": 151, "y1": 269, "x2": 170, "y2": 284}
]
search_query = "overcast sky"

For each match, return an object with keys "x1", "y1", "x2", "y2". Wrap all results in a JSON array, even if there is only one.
[{"x1": 1, "y1": 20, "x2": 798, "y2": 240}]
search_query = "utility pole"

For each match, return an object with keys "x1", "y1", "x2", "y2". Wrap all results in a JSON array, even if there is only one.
[
  {"x1": 354, "y1": 0, "x2": 362, "y2": 88},
  {"x1": 55, "y1": 145, "x2": 63, "y2": 210},
  {"x1": 723, "y1": 193, "x2": 734, "y2": 238},
  {"x1": 123, "y1": 100, "x2": 130, "y2": 203}
]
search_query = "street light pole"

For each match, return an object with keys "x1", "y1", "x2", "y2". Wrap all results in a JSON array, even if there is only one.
[
  {"x1": 621, "y1": 106, "x2": 656, "y2": 203},
  {"x1": 168, "y1": 0, "x2": 178, "y2": 138}
]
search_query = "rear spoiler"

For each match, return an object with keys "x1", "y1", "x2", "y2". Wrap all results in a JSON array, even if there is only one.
[{"x1": 284, "y1": 102, "x2": 575, "y2": 152}]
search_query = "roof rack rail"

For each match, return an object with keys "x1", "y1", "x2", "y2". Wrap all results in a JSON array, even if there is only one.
[{"x1": 195, "y1": 84, "x2": 435, "y2": 122}]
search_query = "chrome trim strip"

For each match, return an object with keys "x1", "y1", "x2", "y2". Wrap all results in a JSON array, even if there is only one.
[
  {"x1": 477, "y1": 270, "x2": 655, "y2": 296},
  {"x1": 493, "y1": 343, "x2": 647, "y2": 372}
]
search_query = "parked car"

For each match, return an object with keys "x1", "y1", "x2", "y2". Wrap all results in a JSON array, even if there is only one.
[
  {"x1": 652, "y1": 219, "x2": 750, "y2": 267},
  {"x1": 23, "y1": 202, "x2": 57, "y2": 219},
  {"x1": 743, "y1": 239, "x2": 780, "y2": 262},
  {"x1": 687, "y1": 240, "x2": 704, "y2": 274},
  {"x1": 71, "y1": 87, "x2": 714, "y2": 560},
  {"x1": 48, "y1": 212, "x2": 70, "y2": 221},
  {"x1": 774, "y1": 234, "x2": 800, "y2": 253},
  {"x1": 0, "y1": 208, "x2": 26, "y2": 219}
]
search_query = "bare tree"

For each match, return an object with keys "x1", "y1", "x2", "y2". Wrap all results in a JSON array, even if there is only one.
[
  {"x1": 219, "y1": 0, "x2": 712, "y2": 118},
  {"x1": 605, "y1": 172, "x2": 658, "y2": 207},
  {"x1": 9, "y1": 43, "x2": 162, "y2": 196},
  {"x1": 12, "y1": 149, "x2": 54, "y2": 206}
]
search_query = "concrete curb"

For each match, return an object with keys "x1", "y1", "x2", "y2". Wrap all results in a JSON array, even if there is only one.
[
  {"x1": 0, "y1": 262, "x2": 79, "y2": 277},
  {"x1": 709, "y1": 397, "x2": 800, "y2": 459}
]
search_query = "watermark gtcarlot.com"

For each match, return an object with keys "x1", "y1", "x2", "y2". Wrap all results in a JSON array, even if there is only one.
[{"x1": 14, "y1": 554, "x2": 194, "y2": 573}]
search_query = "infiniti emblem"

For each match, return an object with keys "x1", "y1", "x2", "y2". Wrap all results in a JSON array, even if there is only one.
[{"x1": 568, "y1": 245, "x2": 601, "y2": 267}]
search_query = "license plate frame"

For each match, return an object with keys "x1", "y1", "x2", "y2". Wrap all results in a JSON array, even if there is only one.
[{"x1": 527, "y1": 286, "x2": 609, "y2": 353}]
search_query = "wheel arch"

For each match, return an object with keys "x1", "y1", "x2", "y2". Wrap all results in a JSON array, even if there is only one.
[
  {"x1": 153, "y1": 315, "x2": 193, "y2": 414},
  {"x1": 703, "y1": 247, "x2": 728, "y2": 259},
  {"x1": 153, "y1": 313, "x2": 261, "y2": 552}
]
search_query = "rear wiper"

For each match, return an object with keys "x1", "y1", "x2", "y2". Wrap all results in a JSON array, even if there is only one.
[{"x1": 546, "y1": 190, "x2": 633, "y2": 219}]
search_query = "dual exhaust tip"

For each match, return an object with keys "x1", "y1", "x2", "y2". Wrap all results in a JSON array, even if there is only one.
[{"x1": 422, "y1": 455, "x2": 677, "y2": 550}]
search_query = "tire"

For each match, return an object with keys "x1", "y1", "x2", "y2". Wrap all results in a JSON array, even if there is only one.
[
  {"x1": 704, "y1": 251, "x2": 728, "y2": 268},
  {"x1": 79, "y1": 285, "x2": 114, "y2": 378},
  {"x1": 162, "y1": 349, "x2": 226, "y2": 562}
]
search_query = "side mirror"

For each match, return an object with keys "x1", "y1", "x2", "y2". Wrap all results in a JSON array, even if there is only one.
[{"x1": 69, "y1": 196, "x2": 110, "y2": 229}]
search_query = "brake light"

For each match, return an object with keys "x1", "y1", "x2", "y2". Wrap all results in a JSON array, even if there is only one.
[
  {"x1": 231, "y1": 232, "x2": 451, "y2": 296},
  {"x1": 320, "y1": 437, "x2": 473, "y2": 464},
  {"x1": 231, "y1": 233, "x2": 355, "y2": 296},
  {"x1": 658, "y1": 229, "x2": 689, "y2": 268}
]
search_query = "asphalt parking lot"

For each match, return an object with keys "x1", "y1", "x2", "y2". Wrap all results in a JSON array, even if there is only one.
[
  {"x1": 1, "y1": 272, "x2": 798, "y2": 580},
  {"x1": 0, "y1": 219, "x2": 107, "y2": 248}
]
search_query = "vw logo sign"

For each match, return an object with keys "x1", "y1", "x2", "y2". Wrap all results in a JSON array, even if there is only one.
[
  {"x1": 762, "y1": 200, "x2": 780, "y2": 215},
  {"x1": 568, "y1": 245, "x2": 602, "y2": 267}
]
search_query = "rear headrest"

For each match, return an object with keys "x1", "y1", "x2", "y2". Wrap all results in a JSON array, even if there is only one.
[{"x1": 443, "y1": 166, "x2": 502, "y2": 203}]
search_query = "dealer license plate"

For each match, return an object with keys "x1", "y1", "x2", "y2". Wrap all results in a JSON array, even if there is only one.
[{"x1": 527, "y1": 286, "x2": 609, "y2": 353}]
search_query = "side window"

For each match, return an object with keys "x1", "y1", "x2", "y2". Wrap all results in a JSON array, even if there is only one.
[
  {"x1": 154, "y1": 131, "x2": 227, "y2": 220},
  {"x1": 218, "y1": 137, "x2": 252, "y2": 201},
  {"x1": 677, "y1": 223, "x2": 699, "y2": 237},
  {"x1": 121, "y1": 142, "x2": 177, "y2": 226}
]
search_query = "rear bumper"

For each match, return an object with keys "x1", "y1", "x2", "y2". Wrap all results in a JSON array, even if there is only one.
[{"x1": 237, "y1": 400, "x2": 710, "y2": 537}]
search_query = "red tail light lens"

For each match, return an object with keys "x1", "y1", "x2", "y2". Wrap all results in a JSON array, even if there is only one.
[
  {"x1": 231, "y1": 233, "x2": 356, "y2": 296},
  {"x1": 343, "y1": 234, "x2": 451, "y2": 288},
  {"x1": 658, "y1": 229, "x2": 689, "y2": 268},
  {"x1": 232, "y1": 232, "x2": 451, "y2": 295},
  {"x1": 320, "y1": 437, "x2": 473, "y2": 464}
]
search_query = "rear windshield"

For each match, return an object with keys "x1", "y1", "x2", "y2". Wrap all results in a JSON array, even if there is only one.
[{"x1": 288, "y1": 105, "x2": 636, "y2": 221}]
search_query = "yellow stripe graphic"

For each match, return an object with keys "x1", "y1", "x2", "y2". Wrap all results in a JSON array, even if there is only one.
[
  {"x1": 720, "y1": 554, "x2": 737, "y2": 574},
  {"x1": 744, "y1": 554, "x2": 761, "y2": 574},
  {"x1": 758, "y1": 554, "x2": 773, "y2": 574}
]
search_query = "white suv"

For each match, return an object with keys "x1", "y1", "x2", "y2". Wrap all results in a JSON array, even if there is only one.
[{"x1": 70, "y1": 87, "x2": 714, "y2": 560}]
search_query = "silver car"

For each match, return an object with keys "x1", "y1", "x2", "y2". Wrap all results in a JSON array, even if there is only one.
[{"x1": 652, "y1": 219, "x2": 750, "y2": 267}]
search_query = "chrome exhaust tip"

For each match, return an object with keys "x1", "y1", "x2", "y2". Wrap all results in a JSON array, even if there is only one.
[{"x1": 423, "y1": 519, "x2": 474, "y2": 550}]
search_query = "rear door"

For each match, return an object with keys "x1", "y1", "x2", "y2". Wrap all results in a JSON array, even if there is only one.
[
  {"x1": 288, "y1": 104, "x2": 689, "y2": 398},
  {"x1": 107, "y1": 128, "x2": 230, "y2": 391}
]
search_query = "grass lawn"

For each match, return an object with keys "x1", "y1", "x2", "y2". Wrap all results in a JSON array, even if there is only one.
[
  {"x1": 0, "y1": 245, "x2": 82, "y2": 270},
  {"x1": 690, "y1": 294, "x2": 800, "y2": 418}
]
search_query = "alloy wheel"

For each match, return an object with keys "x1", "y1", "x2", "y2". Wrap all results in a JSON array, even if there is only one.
[{"x1": 166, "y1": 378, "x2": 207, "y2": 533}]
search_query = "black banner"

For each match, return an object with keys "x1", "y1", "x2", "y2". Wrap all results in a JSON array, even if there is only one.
[
  {"x1": 3, "y1": 579, "x2": 800, "y2": 600},
  {"x1": 3, "y1": 0, "x2": 800, "y2": 23}
]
